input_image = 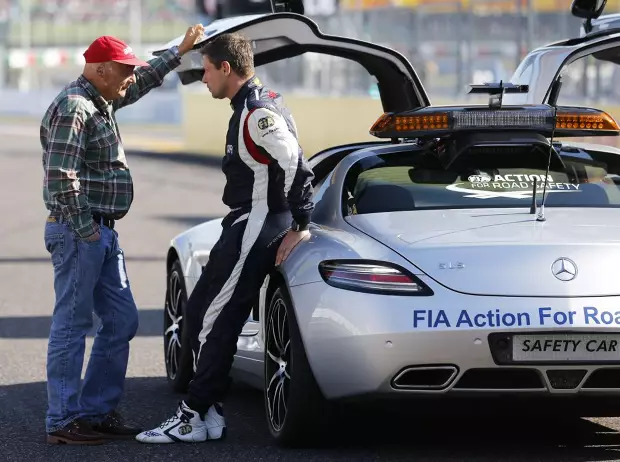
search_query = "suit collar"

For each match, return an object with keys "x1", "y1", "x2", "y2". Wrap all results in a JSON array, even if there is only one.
[{"x1": 230, "y1": 75, "x2": 261, "y2": 109}]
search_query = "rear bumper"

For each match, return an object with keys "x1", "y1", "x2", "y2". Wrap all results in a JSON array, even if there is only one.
[{"x1": 289, "y1": 281, "x2": 620, "y2": 400}]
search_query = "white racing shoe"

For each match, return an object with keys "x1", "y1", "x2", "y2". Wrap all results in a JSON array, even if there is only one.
[
  {"x1": 135, "y1": 401, "x2": 226, "y2": 444},
  {"x1": 204, "y1": 402, "x2": 226, "y2": 440}
]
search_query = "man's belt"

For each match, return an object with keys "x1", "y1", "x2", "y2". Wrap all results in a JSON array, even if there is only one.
[{"x1": 48, "y1": 211, "x2": 115, "y2": 229}]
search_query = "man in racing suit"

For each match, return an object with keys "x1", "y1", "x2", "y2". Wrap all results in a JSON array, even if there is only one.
[{"x1": 137, "y1": 32, "x2": 314, "y2": 444}]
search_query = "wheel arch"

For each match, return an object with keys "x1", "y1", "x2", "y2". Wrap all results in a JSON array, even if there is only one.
[{"x1": 265, "y1": 268, "x2": 285, "y2": 315}]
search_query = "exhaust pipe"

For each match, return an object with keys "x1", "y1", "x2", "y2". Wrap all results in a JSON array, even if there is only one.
[{"x1": 392, "y1": 365, "x2": 458, "y2": 390}]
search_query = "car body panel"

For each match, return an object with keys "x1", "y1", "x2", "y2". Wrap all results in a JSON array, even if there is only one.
[
  {"x1": 150, "y1": 12, "x2": 430, "y2": 112},
  {"x1": 345, "y1": 208, "x2": 620, "y2": 298},
  {"x1": 169, "y1": 217, "x2": 224, "y2": 294}
]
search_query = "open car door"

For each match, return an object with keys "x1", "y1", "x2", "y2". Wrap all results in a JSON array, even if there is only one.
[
  {"x1": 505, "y1": 1, "x2": 620, "y2": 105},
  {"x1": 150, "y1": 12, "x2": 430, "y2": 113},
  {"x1": 504, "y1": 31, "x2": 620, "y2": 105}
]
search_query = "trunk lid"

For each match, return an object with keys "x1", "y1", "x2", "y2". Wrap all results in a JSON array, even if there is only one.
[{"x1": 346, "y1": 208, "x2": 620, "y2": 297}]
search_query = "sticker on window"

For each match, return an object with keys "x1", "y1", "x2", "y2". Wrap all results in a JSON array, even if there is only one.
[{"x1": 446, "y1": 173, "x2": 581, "y2": 199}]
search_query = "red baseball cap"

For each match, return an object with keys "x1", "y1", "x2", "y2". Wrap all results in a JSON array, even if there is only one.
[{"x1": 83, "y1": 36, "x2": 150, "y2": 67}]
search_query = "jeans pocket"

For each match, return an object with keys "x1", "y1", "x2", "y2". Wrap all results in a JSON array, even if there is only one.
[
  {"x1": 75, "y1": 225, "x2": 105, "y2": 247},
  {"x1": 44, "y1": 233, "x2": 65, "y2": 268}
]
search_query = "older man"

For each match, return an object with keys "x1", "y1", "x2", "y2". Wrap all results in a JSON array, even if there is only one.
[{"x1": 41, "y1": 25, "x2": 205, "y2": 445}]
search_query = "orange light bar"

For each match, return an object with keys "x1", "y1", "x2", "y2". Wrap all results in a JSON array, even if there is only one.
[
  {"x1": 370, "y1": 111, "x2": 450, "y2": 133},
  {"x1": 369, "y1": 113, "x2": 393, "y2": 133},
  {"x1": 555, "y1": 109, "x2": 620, "y2": 131},
  {"x1": 369, "y1": 105, "x2": 620, "y2": 139}
]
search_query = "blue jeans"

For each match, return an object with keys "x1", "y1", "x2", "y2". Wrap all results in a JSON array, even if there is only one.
[{"x1": 43, "y1": 215, "x2": 139, "y2": 433}]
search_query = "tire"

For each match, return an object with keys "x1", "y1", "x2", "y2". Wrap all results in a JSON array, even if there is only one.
[
  {"x1": 263, "y1": 286, "x2": 332, "y2": 447},
  {"x1": 164, "y1": 259, "x2": 194, "y2": 393}
]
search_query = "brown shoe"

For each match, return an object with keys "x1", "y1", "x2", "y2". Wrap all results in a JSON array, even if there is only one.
[
  {"x1": 47, "y1": 419, "x2": 107, "y2": 445},
  {"x1": 91, "y1": 410, "x2": 142, "y2": 439}
]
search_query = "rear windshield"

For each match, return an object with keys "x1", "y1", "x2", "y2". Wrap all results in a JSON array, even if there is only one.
[{"x1": 343, "y1": 145, "x2": 620, "y2": 214}]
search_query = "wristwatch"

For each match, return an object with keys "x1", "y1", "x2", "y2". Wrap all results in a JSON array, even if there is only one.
[{"x1": 291, "y1": 219, "x2": 309, "y2": 232}]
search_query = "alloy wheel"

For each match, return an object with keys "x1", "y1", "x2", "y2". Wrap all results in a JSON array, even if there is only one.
[
  {"x1": 164, "y1": 271, "x2": 184, "y2": 380},
  {"x1": 265, "y1": 296, "x2": 291, "y2": 432}
]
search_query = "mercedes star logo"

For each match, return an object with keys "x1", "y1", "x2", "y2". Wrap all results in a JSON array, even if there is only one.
[{"x1": 551, "y1": 257, "x2": 577, "y2": 282}]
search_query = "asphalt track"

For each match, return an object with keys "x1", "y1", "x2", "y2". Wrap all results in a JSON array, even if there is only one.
[{"x1": 3, "y1": 121, "x2": 620, "y2": 461}]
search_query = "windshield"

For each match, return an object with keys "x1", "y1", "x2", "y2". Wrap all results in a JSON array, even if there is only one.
[{"x1": 343, "y1": 145, "x2": 620, "y2": 215}]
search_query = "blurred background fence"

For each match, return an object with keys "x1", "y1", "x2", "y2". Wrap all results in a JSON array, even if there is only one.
[{"x1": 0, "y1": 0, "x2": 618, "y2": 124}]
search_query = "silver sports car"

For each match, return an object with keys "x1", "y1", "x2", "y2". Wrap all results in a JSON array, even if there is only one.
[{"x1": 155, "y1": 0, "x2": 620, "y2": 447}]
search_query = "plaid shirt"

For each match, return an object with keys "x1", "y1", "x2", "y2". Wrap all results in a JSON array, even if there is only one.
[{"x1": 41, "y1": 47, "x2": 182, "y2": 238}]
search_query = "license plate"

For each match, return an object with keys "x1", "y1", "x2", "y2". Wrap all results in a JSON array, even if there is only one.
[{"x1": 512, "y1": 333, "x2": 620, "y2": 362}]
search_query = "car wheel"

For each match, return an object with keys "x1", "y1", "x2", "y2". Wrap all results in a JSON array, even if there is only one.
[
  {"x1": 264, "y1": 286, "x2": 331, "y2": 447},
  {"x1": 164, "y1": 259, "x2": 194, "y2": 393}
]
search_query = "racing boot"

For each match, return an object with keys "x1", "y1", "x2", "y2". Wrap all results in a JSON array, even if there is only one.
[
  {"x1": 204, "y1": 402, "x2": 226, "y2": 440},
  {"x1": 135, "y1": 401, "x2": 225, "y2": 443}
]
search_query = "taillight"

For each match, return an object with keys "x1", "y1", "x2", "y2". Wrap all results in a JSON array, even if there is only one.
[{"x1": 318, "y1": 260, "x2": 433, "y2": 296}]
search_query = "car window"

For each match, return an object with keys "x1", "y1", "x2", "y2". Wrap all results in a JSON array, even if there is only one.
[{"x1": 343, "y1": 147, "x2": 620, "y2": 215}]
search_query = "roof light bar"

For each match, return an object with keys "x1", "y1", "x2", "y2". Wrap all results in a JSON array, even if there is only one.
[
  {"x1": 556, "y1": 110, "x2": 618, "y2": 130},
  {"x1": 369, "y1": 105, "x2": 620, "y2": 139}
]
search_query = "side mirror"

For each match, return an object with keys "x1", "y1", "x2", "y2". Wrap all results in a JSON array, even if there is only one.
[{"x1": 571, "y1": 0, "x2": 606, "y2": 20}]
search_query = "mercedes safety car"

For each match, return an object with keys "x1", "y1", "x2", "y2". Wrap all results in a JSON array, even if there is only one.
[{"x1": 155, "y1": 0, "x2": 620, "y2": 447}]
